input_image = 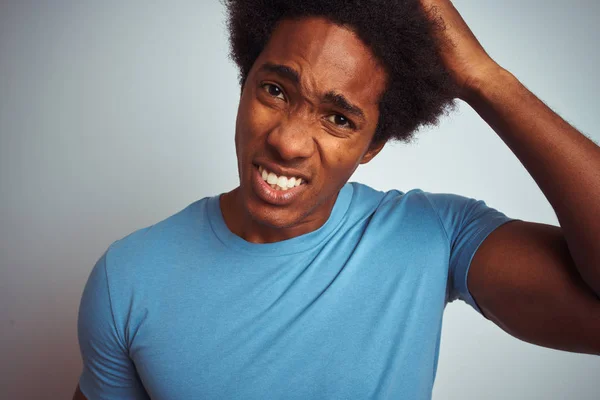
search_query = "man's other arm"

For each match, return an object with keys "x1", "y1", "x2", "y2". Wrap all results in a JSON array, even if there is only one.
[{"x1": 72, "y1": 384, "x2": 88, "y2": 400}]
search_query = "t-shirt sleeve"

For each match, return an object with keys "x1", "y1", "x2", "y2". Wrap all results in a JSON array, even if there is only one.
[
  {"x1": 424, "y1": 192, "x2": 520, "y2": 315},
  {"x1": 77, "y1": 250, "x2": 150, "y2": 399}
]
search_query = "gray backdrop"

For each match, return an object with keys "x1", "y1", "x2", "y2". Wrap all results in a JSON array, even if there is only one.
[{"x1": 1, "y1": 0, "x2": 599, "y2": 399}]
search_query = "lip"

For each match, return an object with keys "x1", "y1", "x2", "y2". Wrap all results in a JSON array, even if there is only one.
[{"x1": 251, "y1": 164, "x2": 308, "y2": 206}]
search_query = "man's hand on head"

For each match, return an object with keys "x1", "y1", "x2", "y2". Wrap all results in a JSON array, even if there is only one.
[{"x1": 420, "y1": 0, "x2": 501, "y2": 99}]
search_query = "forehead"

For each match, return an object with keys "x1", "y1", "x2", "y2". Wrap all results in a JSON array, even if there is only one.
[{"x1": 254, "y1": 17, "x2": 387, "y2": 107}]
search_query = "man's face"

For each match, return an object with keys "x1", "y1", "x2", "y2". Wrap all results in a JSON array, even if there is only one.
[{"x1": 233, "y1": 16, "x2": 387, "y2": 232}]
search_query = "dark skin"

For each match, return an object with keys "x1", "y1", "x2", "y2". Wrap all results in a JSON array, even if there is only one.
[
  {"x1": 74, "y1": 3, "x2": 600, "y2": 399},
  {"x1": 219, "y1": 17, "x2": 386, "y2": 244}
]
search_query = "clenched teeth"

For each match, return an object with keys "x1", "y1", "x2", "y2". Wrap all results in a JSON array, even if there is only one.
[{"x1": 258, "y1": 165, "x2": 303, "y2": 191}]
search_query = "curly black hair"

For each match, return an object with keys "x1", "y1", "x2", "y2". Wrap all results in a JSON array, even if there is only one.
[{"x1": 224, "y1": 0, "x2": 457, "y2": 144}]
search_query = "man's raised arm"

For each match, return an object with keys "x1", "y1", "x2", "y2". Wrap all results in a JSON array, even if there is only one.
[{"x1": 421, "y1": 0, "x2": 600, "y2": 354}]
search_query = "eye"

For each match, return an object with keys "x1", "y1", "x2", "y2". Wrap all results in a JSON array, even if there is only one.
[
  {"x1": 327, "y1": 114, "x2": 354, "y2": 129},
  {"x1": 261, "y1": 83, "x2": 285, "y2": 100}
]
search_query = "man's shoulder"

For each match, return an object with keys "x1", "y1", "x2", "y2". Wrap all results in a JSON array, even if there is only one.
[
  {"x1": 104, "y1": 196, "x2": 213, "y2": 272},
  {"x1": 349, "y1": 181, "x2": 476, "y2": 211},
  {"x1": 347, "y1": 182, "x2": 480, "y2": 235},
  {"x1": 348, "y1": 181, "x2": 431, "y2": 211}
]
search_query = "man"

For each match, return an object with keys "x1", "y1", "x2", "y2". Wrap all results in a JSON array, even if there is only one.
[{"x1": 73, "y1": 0, "x2": 600, "y2": 399}]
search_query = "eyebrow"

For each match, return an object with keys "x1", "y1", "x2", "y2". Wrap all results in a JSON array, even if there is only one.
[
  {"x1": 323, "y1": 91, "x2": 365, "y2": 121},
  {"x1": 257, "y1": 62, "x2": 366, "y2": 121},
  {"x1": 258, "y1": 62, "x2": 300, "y2": 84}
]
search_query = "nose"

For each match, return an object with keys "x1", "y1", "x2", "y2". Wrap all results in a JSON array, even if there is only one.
[{"x1": 266, "y1": 114, "x2": 315, "y2": 161}]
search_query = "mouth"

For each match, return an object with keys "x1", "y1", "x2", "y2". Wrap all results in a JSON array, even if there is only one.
[
  {"x1": 250, "y1": 164, "x2": 309, "y2": 206},
  {"x1": 256, "y1": 164, "x2": 307, "y2": 191}
]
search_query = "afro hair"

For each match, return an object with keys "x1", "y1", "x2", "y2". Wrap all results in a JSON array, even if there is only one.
[{"x1": 224, "y1": 0, "x2": 458, "y2": 144}]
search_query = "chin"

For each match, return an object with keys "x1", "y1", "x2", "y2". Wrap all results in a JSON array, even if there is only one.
[{"x1": 245, "y1": 195, "x2": 306, "y2": 229}]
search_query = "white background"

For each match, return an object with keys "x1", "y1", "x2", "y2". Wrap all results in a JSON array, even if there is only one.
[{"x1": 1, "y1": 1, "x2": 599, "y2": 398}]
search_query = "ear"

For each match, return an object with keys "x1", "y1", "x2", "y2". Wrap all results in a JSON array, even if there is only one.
[{"x1": 359, "y1": 139, "x2": 385, "y2": 165}]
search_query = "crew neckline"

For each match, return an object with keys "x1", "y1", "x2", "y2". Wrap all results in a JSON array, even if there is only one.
[{"x1": 207, "y1": 183, "x2": 354, "y2": 256}]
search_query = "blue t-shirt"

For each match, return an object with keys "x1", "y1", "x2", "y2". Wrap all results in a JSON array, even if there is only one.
[{"x1": 77, "y1": 182, "x2": 517, "y2": 399}]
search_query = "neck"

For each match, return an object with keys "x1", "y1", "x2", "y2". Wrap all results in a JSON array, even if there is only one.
[{"x1": 219, "y1": 187, "x2": 337, "y2": 244}]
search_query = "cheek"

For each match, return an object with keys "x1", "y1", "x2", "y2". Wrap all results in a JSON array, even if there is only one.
[
  {"x1": 239, "y1": 90, "x2": 281, "y2": 138},
  {"x1": 318, "y1": 139, "x2": 366, "y2": 178}
]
